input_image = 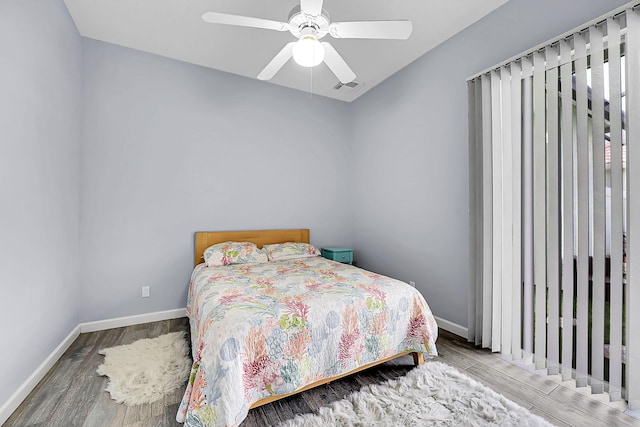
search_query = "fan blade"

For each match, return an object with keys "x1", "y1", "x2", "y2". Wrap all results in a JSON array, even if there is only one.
[
  {"x1": 321, "y1": 42, "x2": 356, "y2": 84},
  {"x1": 257, "y1": 42, "x2": 296, "y2": 80},
  {"x1": 329, "y1": 20, "x2": 413, "y2": 40},
  {"x1": 300, "y1": 0, "x2": 323, "y2": 16},
  {"x1": 202, "y1": 12, "x2": 289, "y2": 32}
]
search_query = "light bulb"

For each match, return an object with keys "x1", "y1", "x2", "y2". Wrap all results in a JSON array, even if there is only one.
[{"x1": 292, "y1": 36, "x2": 325, "y2": 67}]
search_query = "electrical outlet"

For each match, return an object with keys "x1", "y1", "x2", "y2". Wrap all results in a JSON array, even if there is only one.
[
  {"x1": 142, "y1": 286, "x2": 150, "y2": 298},
  {"x1": 409, "y1": 281, "x2": 416, "y2": 287}
]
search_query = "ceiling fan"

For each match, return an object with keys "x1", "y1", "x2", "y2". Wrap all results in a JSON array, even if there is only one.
[{"x1": 202, "y1": 0, "x2": 413, "y2": 84}]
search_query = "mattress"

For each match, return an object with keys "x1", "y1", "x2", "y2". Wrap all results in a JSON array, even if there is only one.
[{"x1": 177, "y1": 256, "x2": 438, "y2": 426}]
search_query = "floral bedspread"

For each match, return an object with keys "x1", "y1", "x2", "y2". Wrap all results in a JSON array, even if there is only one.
[{"x1": 177, "y1": 256, "x2": 438, "y2": 426}]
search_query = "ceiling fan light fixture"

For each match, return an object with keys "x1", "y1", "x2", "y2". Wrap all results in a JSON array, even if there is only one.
[{"x1": 292, "y1": 35, "x2": 324, "y2": 67}]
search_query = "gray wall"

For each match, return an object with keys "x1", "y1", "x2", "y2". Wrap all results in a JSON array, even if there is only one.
[
  {"x1": 0, "y1": 0, "x2": 82, "y2": 407},
  {"x1": 350, "y1": 0, "x2": 631, "y2": 327},
  {"x1": 79, "y1": 39, "x2": 354, "y2": 322}
]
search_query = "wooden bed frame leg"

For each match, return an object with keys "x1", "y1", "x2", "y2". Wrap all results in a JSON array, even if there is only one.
[{"x1": 412, "y1": 352, "x2": 425, "y2": 366}]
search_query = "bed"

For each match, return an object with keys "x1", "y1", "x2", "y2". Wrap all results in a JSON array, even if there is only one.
[{"x1": 177, "y1": 229, "x2": 438, "y2": 426}]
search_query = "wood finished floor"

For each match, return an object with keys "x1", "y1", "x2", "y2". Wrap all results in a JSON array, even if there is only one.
[{"x1": 5, "y1": 319, "x2": 640, "y2": 427}]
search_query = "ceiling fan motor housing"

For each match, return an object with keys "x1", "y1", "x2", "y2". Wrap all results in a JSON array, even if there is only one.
[{"x1": 288, "y1": 5, "x2": 330, "y2": 39}]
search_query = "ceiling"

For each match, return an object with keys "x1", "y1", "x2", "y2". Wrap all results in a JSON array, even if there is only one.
[{"x1": 63, "y1": 0, "x2": 508, "y2": 102}]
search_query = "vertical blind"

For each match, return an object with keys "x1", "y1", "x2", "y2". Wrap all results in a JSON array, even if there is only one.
[{"x1": 468, "y1": 5, "x2": 640, "y2": 408}]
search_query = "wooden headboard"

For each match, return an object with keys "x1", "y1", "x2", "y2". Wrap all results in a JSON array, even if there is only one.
[{"x1": 194, "y1": 229, "x2": 310, "y2": 266}]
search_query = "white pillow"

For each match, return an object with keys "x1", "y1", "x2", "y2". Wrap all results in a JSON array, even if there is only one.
[
  {"x1": 262, "y1": 242, "x2": 321, "y2": 261},
  {"x1": 203, "y1": 241, "x2": 268, "y2": 267}
]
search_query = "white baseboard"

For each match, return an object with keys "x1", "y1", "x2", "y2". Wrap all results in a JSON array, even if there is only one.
[
  {"x1": 435, "y1": 316, "x2": 468, "y2": 339},
  {"x1": 0, "y1": 308, "x2": 188, "y2": 425},
  {"x1": 0, "y1": 325, "x2": 81, "y2": 426},
  {"x1": 625, "y1": 406, "x2": 640, "y2": 420},
  {"x1": 80, "y1": 308, "x2": 187, "y2": 333}
]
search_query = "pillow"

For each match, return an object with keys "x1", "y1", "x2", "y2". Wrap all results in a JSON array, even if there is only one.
[
  {"x1": 262, "y1": 242, "x2": 321, "y2": 261},
  {"x1": 203, "y1": 241, "x2": 268, "y2": 267}
]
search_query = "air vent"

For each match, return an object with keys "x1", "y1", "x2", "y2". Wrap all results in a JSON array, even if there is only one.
[{"x1": 333, "y1": 81, "x2": 362, "y2": 92}]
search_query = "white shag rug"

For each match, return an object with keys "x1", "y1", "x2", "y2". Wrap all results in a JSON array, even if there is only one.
[
  {"x1": 279, "y1": 361, "x2": 553, "y2": 427},
  {"x1": 96, "y1": 331, "x2": 192, "y2": 406}
]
